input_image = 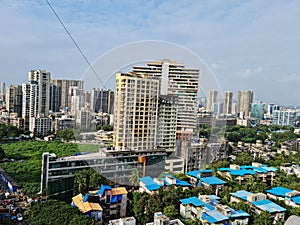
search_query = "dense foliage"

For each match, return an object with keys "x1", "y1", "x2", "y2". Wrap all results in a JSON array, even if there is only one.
[
  {"x1": 131, "y1": 186, "x2": 213, "y2": 224},
  {"x1": 0, "y1": 141, "x2": 100, "y2": 195},
  {"x1": 73, "y1": 168, "x2": 107, "y2": 195},
  {"x1": 0, "y1": 123, "x2": 29, "y2": 139},
  {"x1": 27, "y1": 200, "x2": 97, "y2": 225}
]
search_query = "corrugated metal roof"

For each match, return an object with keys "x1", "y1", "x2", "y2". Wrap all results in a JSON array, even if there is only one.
[
  {"x1": 139, "y1": 176, "x2": 155, "y2": 185},
  {"x1": 217, "y1": 168, "x2": 232, "y2": 172},
  {"x1": 230, "y1": 190, "x2": 253, "y2": 200},
  {"x1": 186, "y1": 170, "x2": 213, "y2": 179},
  {"x1": 72, "y1": 194, "x2": 102, "y2": 213},
  {"x1": 230, "y1": 209, "x2": 250, "y2": 218},
  {"x1": 252, "y1": 199, "x2": 286, "y2": 213},
  {"x1": 140, "y1": 176, "x2": 162, "y2": 191},
  {"x1": 205, "y1": 210, "x2": 229, "y2": 223},
  {"x1": 199, "y1": 176, "x2": 226, "y2": 185},
  {"x1": 180, "y1": 196, "x2": 214, "y2": 210},
  {"x1": 266, "y1": 186, "x2": 292, "y2": 197},
  {"x1": 230, "y1": 169, "x2": 256, "y2": 176},
  {"x1": 162, "y1": 175, "x2": 191, "y2": 186},
  {"x1": 112, "y1": 187, "x2": 128, "y2": 195},
  {"x1": 292, "y1": 196, "x2": 300, "y2": 205}
]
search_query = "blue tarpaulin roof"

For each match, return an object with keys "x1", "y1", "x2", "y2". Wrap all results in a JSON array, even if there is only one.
[
  {"x1": 199, "y1": 176, "x2": 226, "y2": 185},
  {"x1": 292, "y1": 196, "x2": 300, "y2": 205},
  {"x1": 186, "y1": 170, "x2": 213, "y2": 179},
  {"x1": 161, "y1": 175, "x2": 191, "y2": 187},
  {"x1": 252, "y1": 199, "x2": 286, "y2": 213},
  {"x1": 230, "y1": 170, "x2": 256, "y2": 176},
  {"x1": 139, "y1": 176, "x2": 162, "y2": 191},
  {"x1": 139, "y1": 176, "x2": 154, "y2": 185},
  {"x1": 217, "y1": 168, "x2": 232, "y2": 172},
  {"x1": 98, "y1": 185, "x2": 112, "y2": 196},
  {"x1": 205, "y1": 210, "x2": 229, "y2": 223},
  {"x1": 266, "y1": 186, "x2": 292, "y2": 197},
  {"x1": 230, "y1": 209, "x2": 250, "y2": 218},
  {"x1": 180, "y1": 196, "x2": 214, "y2": 210},
  {"x1": 230, "y1": 190, "x2": 253, "y2": 201}
]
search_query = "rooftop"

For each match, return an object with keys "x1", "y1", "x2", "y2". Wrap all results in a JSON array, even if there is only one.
[
  {"x1": 180, "y1": 196, "x2": 214, "y2": 210},
  {"x1": 230, "y1": 190, "x2": 253, "y2": 201},
  {"x1": 266, "y1": 186, "x2": 292, "y2": 197},
  {"x1": 139, "y1": 176, "x2": 162, "y2": 191},
  {"x1": 199, "y1": 176, "x2": 227, "y2": 185},
  {"x1": 202, "y1": 210, "x2": 229, "y2": 223},
  {"x1": 72, "y1": 194, "x2": 102, "y2": 213},
  {"x1": 252, "y1": 199, "x2": 286, "y2": 213}
]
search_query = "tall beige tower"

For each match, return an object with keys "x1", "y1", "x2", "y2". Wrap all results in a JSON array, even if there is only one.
[
  {"x1": 223, "y1": 91, "x2": 233, "y2": 115},
  {"x1": 132, "y1": 60, "x2": 199, "y2": 140},
  {"x1": 113, "y1": 72, "x2": 160, "y2": 151},
  {"x1": 237, "y1": 90, "x2": 254, "y2": 118},
  {"x1": 206, "y1": 90, "x2": 218, "y2": 112}
]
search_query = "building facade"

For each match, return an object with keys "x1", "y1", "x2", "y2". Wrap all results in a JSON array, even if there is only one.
[
  {"x1": 223, "y1": 91, "x2": 233, "y2": 115},
  {"x1": 237, "y1": 90, "x2": 254, "y2": 118},
  {"x1": 5, "y1": 85, "x2": 23, "y2": 117},
  {"x1": 132, "y1": 60, "x2": 200, "y2": 138},
  {"x1": 206, "y1": 90, "x2": 218, "y2": 112},
  {"x1": 113, "y1": 72, "x2": 160, "y2": 151},
  {"x1": 51, "y1": 79, "x2": 84, "y2": 110}
]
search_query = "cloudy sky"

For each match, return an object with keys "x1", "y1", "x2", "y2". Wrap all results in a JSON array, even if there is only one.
[{"x1": 0, "y1": 0, "x2": 299, "y2": 105}]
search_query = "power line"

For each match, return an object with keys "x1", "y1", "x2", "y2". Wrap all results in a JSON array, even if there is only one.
[{"x1": 45, "y1": 0, "x2": 106, "y2": 89}]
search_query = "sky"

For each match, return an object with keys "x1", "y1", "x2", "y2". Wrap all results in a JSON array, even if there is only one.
[{"x1": 0, "y1": 0, "x2": 299, "y2": 105}]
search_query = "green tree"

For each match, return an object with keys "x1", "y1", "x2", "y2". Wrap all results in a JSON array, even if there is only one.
[
  {"x1": 253, "y1": 212, "x2": 272, "y2": 225},
  {"x1": 0, "y1": 146, "x2": 5, "y2": 160},
  {"x1": 73, "y1": 169, "x2": 106, "y2": 194},
  {"x1": 233, "y1": 152, "x2": 253, "y2": 165},
  {"x1": 164, "y1": 205, "x2": 178, "y2": 219},
  {"x1": 56, "y1": 128, "x2": 75, "y2": 141}
]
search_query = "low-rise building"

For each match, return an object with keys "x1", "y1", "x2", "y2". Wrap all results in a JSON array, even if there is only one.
[
  {"x1": 109, "y1": 217, "x2": 136, "y2": 225},
  {"x1": 139, "y1": 176, "x2": 162, "y2": 194},
  {"x1": 217, "y1": 163, "x2": 277, "y2": 186},
  {"x1": 180, "y1": 195, "x2": 250, "y2": 225},
  {"x1": 146, "y1": 212, "x2": 185, "y2": 225},
  {"x1": 266, "y1": 186, "x2": 300, "y2": 208},
  {"x1": 186, "y1": 170, "x2": 226, "y2": 194},
  {"x1": 230, "y1": 190, "x2": 286, "y2": 223},
  {"x1": 72, "y1": 193, "x2": 103, "y2": 221}
]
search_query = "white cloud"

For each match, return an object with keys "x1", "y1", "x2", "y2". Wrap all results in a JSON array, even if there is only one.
[{"x1": 277, "y1": 73, "x2": 300, "y2": 83}]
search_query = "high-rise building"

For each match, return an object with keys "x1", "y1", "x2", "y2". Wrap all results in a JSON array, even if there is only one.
[
  {"x1": 28, "y1": 70, "x2": 51, "y2": 118},
  {"x1": 5, "y1": 85, "x2": 23, "y2": 117},
  {"x1": 223, "y1": 91, "x2": 233, "y2": 115},
  {"x1": 272, "y1": 109, "x2": 296, "y2": 126},
  {"x1": 113, "y1": 72, "x2": 160, "y2": 151},
  {"x1": 51, "y1": 79, "x2": 84, "y2": 110},
  {"x1": 49, "y1": 83, "x2": 61, "y2": 112},
  {"x1": 22, "y1": 83, "x2": 31, "y2": 129},
  {"x1": 132, "y1": 60, "x2": 199, "y2": 139},
  {"x1": 237, "y1": 90, "x2": 254, "y2": 118},
  {"x1": 206, "y1": 90, "x2": 218, "y2": 112},
  {"x1": 69, "y1": 86, "x2": 85, "y2": 116},
  {"x1": 0, "y1": 82, "x2": 5, "y2": 95},
  {"x1": 0, "y1": 82, "x2": 5, "y2": 103},
  {"x1": 22, "y1": 70, "x2": 51, "y2": 131},
  {"x1": 251, "y1": 103, "x2": 264, "y2": 119},
  {"x1": 90, "y1": 88, "x2": 114, "y2": 114},
  {"x1": 157, "y1": 95, "x2": 178, "y2": 151}
]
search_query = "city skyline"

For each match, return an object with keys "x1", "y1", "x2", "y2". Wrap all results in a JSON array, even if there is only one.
[{"x1": 0, "y1": 1, "x2": 299, "y2": 105}]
